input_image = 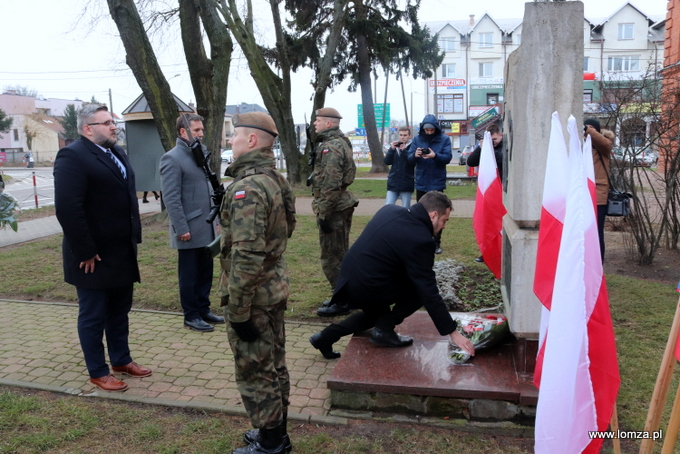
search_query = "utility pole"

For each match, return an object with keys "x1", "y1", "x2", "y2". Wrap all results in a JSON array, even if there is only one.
[
  {"x1": 108, "y1": 89, "x2": 113, "y2": 115},
  {"x1": 399, "y1": 69, "x2": 409, "y2": 132},
  {"x1": 380, "y1": 71, "x2": 388, "y2": 145}
]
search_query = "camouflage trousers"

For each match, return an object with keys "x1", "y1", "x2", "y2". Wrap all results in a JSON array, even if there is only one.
[
  {"x1": 225, "y1": 300, "x2": 290, "y2": 429},
  {"x1": 318, "y1": 207, "x2": 354, "y2": 289}
]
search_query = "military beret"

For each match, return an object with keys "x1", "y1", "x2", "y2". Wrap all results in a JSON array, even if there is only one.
[
  {"x1": 232, "y1": 112, "x2": 278, "y2": 137},
  {"x1": 315, "y1": 107, "x2": 343, "y2": 119}
]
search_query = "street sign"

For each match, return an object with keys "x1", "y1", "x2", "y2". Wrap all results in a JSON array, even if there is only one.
[
  {"x1": 471, "y1": 107, "x2": 498, "y2": 129},
  {"x1": 358, "y1": 103, "x2": 391, "y2": 128},
  {"x1": 355, "y1": 128, "x2": 366, "y2": 136}
]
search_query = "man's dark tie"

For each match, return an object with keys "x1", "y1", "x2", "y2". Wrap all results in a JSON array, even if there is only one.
[{"x1": 105, "y1": 149, "x2": 127, "y2": 179}]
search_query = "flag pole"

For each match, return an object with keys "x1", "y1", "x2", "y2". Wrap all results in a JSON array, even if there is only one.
[
  {"x1": 640, "y1": 293, "x2": 680, "y2": 454},
  {"x1": 661, "y1": 380, "x2": 680, "y2": 454},
  {"x1": 610, "y1": 404, "x2": 621, "y2": 454}
]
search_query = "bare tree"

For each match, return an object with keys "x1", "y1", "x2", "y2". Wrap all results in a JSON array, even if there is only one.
[
  {"x1": 107, "y1": 0, "x2": 179, "y2": 152},
  {"x1": 216, "y1": 0, "x2": 302, "y2": 182},
  {"x1": 595, "y1": 65, "x2": 680, "y2": 264},
  {"x1": 3, "y1": 86, "x2": 38, "y2": 97},
  {"x1": 21, "y1": 115, "x2": 46, "y2": 151},
  {"x1": 105, "y1": 0, "x2": 231, "y2": 170}
]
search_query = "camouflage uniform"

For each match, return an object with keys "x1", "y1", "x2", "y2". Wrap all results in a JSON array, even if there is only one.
[
  {"x1": 311, "y1": 127, "x2": 359, "y2": 288},
  {"x1": 219, "y1": 146, "x2": 295, "y2": 430}
]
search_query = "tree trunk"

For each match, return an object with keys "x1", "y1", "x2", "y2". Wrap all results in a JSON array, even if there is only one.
[
  {"x1": 107, "y1": 0, "x2": 178, "y2": 151},
  {"x1": 302, "y1": 0, "x2": 350, "y2": 181},
  {"x1": 179, "y1": 0, "x2": 232, "y2": 171},
  {"x1": 355, "y1": 2, "x2": 387, "y2": 174},
  {"x1": 217, "y1": 0, "x2": 302, "y2": 184}
]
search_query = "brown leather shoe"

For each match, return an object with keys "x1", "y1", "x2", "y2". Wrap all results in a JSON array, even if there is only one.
[
  {"x1": 111, "y1": 361, "x2": 152, "y2": 377},
  {"x1": 90, "y1": 374, "x2": 128, "y2": 392}
]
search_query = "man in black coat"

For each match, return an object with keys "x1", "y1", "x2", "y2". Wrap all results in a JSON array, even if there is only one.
[
  {"x1": 54, "y1": 104, "x2": 151, "y2": 392},
  {"x1": 466, "y1": 123, "x2": 503, "y2": 176},
  {"x1": 309, "y1": 191, "x2": 475, "y2": 359}
]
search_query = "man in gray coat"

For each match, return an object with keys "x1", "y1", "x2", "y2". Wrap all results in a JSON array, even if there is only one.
[{"x1": 160, "y1": 113, "x2": 224, "y2": 332}]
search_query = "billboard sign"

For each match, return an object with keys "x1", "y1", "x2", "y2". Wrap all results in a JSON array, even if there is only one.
[{"x1": 358, "y1": 103, "x2": 391, "y2": 128}]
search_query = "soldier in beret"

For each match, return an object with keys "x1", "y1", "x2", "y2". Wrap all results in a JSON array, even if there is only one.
[
  {"x1": 311, "y1": 107, "x2": 359, "y2": 317},
  {"x1": 219, "y1": 112, "x2": 296, "y2": 454}
]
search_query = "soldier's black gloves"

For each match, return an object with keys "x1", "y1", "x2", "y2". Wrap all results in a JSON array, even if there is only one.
[
  {"x1": 231, "y1": 320, "x2": 259, "y2": 342},
  {"x1": 318, "y1": 218, "x2": 333, "y2": 234}
]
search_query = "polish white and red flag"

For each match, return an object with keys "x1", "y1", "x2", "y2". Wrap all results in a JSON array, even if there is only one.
[
  {"x1": 472, "y1": 131, "x2": 506, "y2": 279},
  {"x1": 533, "y1": 112, "x2": 569, "y2": 388},
  {"x1": 534, "y1": 116, "x2": 620, "y2": 454}
]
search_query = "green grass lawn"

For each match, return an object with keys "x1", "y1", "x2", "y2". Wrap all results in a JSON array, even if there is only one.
[
  {"x1": 0, "y1": 388, "x2": 533, "y2": 453},
  {"x1": 292, "y1": 179, "x2": 476, "y2": 200},
  {"x1": 0, "y1": 215, "x2": 480, "y2": 318},
  {"x1": 0, "y1": 212, "x2": 677, "y2": 453}
]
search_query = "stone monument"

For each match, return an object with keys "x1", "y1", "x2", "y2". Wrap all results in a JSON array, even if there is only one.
[{"x1": 502, "y1": 1, "x2": 584, "y2": 362}]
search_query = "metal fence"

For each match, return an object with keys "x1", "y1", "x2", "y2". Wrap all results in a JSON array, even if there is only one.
[{"x1": 0, "y1": 150, "x2": 54, "y2": 166}]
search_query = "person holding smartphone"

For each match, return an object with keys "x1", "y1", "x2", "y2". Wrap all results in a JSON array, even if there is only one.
[
  {"x1": 384, "y1": 127, "x2": 415, "y2": 207},
  {"x1": 407, "y1": 115, "x2": 452, "y2": 253}
]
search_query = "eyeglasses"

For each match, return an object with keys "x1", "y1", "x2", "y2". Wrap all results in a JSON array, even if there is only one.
[{"x1": 87, "y1": 120, "x2": 116, "y2": 127}]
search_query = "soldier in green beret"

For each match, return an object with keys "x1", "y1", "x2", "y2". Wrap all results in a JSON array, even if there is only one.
[
  {"x1": 311, "y1": 108, "x2": 359, "y2": 317},
  {"x1": 219, "y1": 112, "x2": 296, "y2": 454}
]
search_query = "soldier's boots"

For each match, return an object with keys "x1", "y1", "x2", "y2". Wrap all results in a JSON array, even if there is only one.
[
  {"x1": 243, "y1": 430, "x2": 292, "y2": 453},
  {"x1": 233, "y1": 425, "x2": 288, "y2": 454}
]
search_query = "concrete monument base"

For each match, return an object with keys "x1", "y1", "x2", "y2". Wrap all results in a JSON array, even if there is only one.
[
  {"x1": 326, "y1": 312, "x2": 537, "y2": 424},
  {"x1": 501, "y1": 216, "x2": 541, "y2": 339}
]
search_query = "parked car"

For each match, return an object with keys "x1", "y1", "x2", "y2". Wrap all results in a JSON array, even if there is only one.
[
  {"x1": 611, "y1": 147, "x2": 657, "y2": 167},
  {"x1": 221, "y1": 150, "x2": 233, "y2": 164},
  {"x1": 458, "y1": 146, "x2": 472, "y2": 166}
]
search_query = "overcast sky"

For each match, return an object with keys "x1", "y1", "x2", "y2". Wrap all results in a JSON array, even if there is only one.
[{"x1": 1, "y1": 0, "x2": 669, "y2": 130}]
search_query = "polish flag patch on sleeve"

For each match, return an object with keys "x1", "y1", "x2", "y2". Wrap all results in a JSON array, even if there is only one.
[
  {"x1": 234, "y1": 190, "x2": 246, "y2": 200},
  {"x1": 322, "y1": 148, "x2": 330, "y2": 154}
]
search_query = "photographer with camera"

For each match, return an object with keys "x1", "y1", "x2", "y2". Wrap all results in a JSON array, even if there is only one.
[
  {"x1": 160, "y1": 113, "x2": 224, "y2": 332},
  {"x1": 407, "y1": 115, "x2": 452, "y2": 254},
  {"x1": 384, "y1": 127, "x2": 415, "y2": 207},
  {"x1": 584, "y1": 117, "x2": 613, "y2": 262}
]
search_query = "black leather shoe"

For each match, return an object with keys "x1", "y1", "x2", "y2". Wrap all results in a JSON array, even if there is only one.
[
  {"x1": 201, "y1": 312, "x2": 225, "y2": 324},
  {"x1": 317, "y1": 303, "x2": 351, "y2": 317},
  {"x1": 321, "y1": 299, "x2": 332, "y2": 307},
  {"x1": 309, "y1": 333, "x2": 341, "y2": 359},
  {"x1": 474, "y1": 255, "x2": 485, "y2": 263},
  {"x1": 369, "y1": 328, "x2": 414, "y2": 348},
  {"x1": 184, "y1": 318, "x2": 214, "y2": 332},
  {"x1": 244, "y1": 430, "x2": 292, "y2": 453}
]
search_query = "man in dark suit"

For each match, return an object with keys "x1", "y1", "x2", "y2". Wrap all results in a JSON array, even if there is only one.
[
  {"x1": 160, "y1": 113, "x2": 223, "y2": 332},
  {"x1": 54, "y1": 104, "x2": 151, "y2": 392},
  {"x1": 309, "y1": 191, "x2": 476, "y2": 359}
]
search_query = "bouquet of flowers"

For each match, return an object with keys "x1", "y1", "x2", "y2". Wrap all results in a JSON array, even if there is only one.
[
  {"x1": 448, "y1": 313, "x2": 509, "y2": 365},
  {"x1": 0, "y1": 190, "x2": 19, "y2": 232}
]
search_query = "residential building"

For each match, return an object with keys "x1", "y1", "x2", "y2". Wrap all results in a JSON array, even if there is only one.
[
  {"x1": 661, "y1": 0, "x2": 680, "y2": 171},
  {"x1": 0, "y1": 92, "x2": 83, "y2": 164},
  {"x1": 424, "y1": 3, "x2": 665, "y2": 150},
  {"x1": 222, "y1": 103, "x2": 268, "y2": 147}
]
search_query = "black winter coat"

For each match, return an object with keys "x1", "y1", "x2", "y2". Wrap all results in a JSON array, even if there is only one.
[
  {"x1": 383, "y1": 141, "x2": 415, "y2": 193},
  {"x1": 466, "y1": 140, "x2": 503, "y2": 176},
  {"x1": 330, "y1": 203, "x2": 457, "y2": 336},
  {"x1": 54, "y1": 137, "x2": 142, "y2": 289}
]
